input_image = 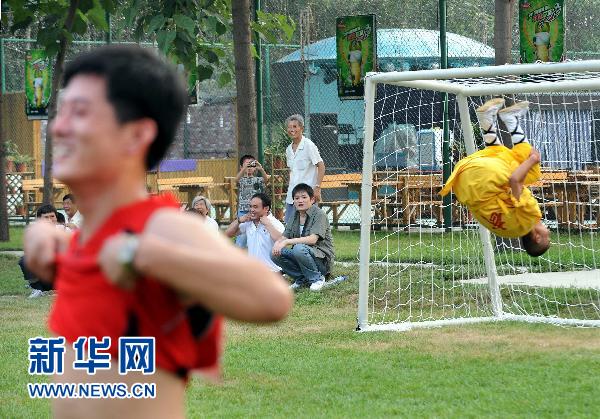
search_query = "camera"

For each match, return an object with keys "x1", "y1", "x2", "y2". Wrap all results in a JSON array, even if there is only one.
[{"x1": 250, "y1": 160, "x2": 257, "y2": 167}]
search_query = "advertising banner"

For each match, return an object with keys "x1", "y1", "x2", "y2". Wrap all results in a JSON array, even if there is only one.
[
  {"x1": 336, "y1": 14, "x2": 377, "y2": 99},
  {"x1": 25, "y1": 50, "x2": 52, "y2": 120},
  {"x1": 519, "y1": 0, "x2": 565, "y2": 63}
]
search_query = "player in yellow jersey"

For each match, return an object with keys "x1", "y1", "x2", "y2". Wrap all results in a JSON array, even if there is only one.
[{"x1": 440, "y1": 98, "x2": 550, "y2": 257}]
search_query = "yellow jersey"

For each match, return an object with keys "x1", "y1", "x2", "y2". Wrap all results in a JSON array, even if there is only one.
[{"x1": 440, "y1": 143, "x2": 542, "y2": 238}]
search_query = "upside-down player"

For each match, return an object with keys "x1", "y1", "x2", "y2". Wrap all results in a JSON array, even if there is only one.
[
  {"x1": 24, "y1": 45, "x2": 293, "y2": 418},
  {"x1": 440, "y1": 98, "x2": 551, "y2": 257}
]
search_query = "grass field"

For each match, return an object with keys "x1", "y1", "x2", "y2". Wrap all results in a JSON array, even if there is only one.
[
  {"x1": 1, "y1": 253, "x2": 599, "y2": 418},
  {"x1": 4, "y1": 226, "x2": 599, "y2": 269}
]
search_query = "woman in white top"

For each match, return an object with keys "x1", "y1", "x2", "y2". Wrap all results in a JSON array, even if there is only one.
[{"x1": 191, "y1": 195, "x2": 220, "y2": 232}]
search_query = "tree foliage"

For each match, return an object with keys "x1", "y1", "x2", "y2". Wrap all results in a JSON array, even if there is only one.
[
  {"x1": 124, "y1": 0, "x2": 295, "y2": 85},
  {"x1": 6, "y1": 0, "x2": 115, "y2": 56}
]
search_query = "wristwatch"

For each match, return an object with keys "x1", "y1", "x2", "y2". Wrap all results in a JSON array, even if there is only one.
[{"x1": 118, "y1": 233, "x2": 140, "y2": 277}]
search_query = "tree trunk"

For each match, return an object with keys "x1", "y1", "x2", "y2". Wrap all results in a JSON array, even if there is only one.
[
  {"x1": 0, "y1": 86, "x2": 9, "y2": 242},
  {"x1": 232, "y1": 0, "x2": 258, "y2": 159},
  {"x1": 43, "y1": 0, "x2": 80, "y2": 204},
  {"x1": 494, "y1": 0, "x2": 516, "y2": 147},
  {"x1": 494, "y1": 0, "x2": 516, "y2": 65}
]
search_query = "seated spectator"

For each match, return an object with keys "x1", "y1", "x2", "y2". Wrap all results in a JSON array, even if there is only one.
[
  {"x1": 271, "y1": 183, "x2": 334, "y2": 291},
  {"x1": 191, "y1": 195, "x2": 220, "y2": 231},
  {"x1": 62, "y1": 193, "x2": 83, "y2": 229},
  {"x1": 21, "y1": 204, "x2": 62, "y2": 298},
  {"x1": 235, "y1": 154, "x2": 269, "y2": 248},
  {"x1": 225, "y1": 193, "x2": 284, "y2": 272},
  {"x1": 56, "y1": 211, "x2": 66, "y2": 226}
]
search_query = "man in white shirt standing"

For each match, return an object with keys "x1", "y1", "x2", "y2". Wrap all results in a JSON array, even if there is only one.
[
  {"x1": 225, "y1": 193, "x2": 285, "y2": 272},
  {"x1": 62, "y1": 193, "x2": 83, "y2": 229},
  {"x1": 284, "y1": 114, "x2": 325, "y2": 224}
]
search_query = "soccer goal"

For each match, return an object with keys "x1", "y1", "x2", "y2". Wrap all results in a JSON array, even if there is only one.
[{"x1": 358, "y1": 60, "x2": 600, "y2": 331}]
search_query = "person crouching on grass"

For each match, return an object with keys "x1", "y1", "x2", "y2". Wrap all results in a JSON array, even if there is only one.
[
  {"x1": 23, "y1": 45, "x2": 292, "y2": 419},
  {"x1": 271, "y1": 183, "x2": 334, "y2": 291}
]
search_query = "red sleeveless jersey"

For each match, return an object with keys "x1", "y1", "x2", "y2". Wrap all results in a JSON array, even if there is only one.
[{"x1": 49, "y1": 194, "x2": 223, "y2": 379}]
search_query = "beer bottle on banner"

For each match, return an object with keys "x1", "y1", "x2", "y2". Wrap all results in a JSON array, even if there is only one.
[{"x1": 519, "y1": 0, "x2": 565, "y2": 64}]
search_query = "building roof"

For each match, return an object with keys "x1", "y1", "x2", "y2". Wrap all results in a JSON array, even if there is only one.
[{"x1": 278, "y1": 28, "x2": 494, "y2": 64}]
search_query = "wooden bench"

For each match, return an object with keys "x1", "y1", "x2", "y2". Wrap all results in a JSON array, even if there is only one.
[
  {"x1": 156, "y1": 176, "x2": 214, "y2": 192},
  {"x1": 157, "y1": 176, "x2": 236, "y2": 223},
  {"x1": 21, "y1": 179, "x2": 69, "y2": 221},
  {"x1": 320, "y1": 173, "x2": 361, "y2": 225},
  {"x1": 402, "y1": 174, "x2": 444, "y2": 225}
]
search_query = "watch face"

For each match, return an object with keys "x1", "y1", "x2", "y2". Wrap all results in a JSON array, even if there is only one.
[{"x1": 118, "y1": 235, "x2": 139, "y2": 271}]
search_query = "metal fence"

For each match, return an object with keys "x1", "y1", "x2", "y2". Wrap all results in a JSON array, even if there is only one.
[
  {"x1": 0, "y1": 38, "x2": 239, "y2": 220},
  {"x1": 3, "y1": 1, "x2": 600, "y2": 224}
]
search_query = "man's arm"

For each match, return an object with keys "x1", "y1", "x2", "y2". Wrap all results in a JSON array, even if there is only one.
[
  {"x1": 260, "y1": 215, "x2": 283, "y2": 241},
  {"x1": 23, "y1": 221, "x2": 72, "y2": 281},
  {"x1": 235, "y1": 161, "x2": 250, "y2": 182},
  {"x1": 255, "y1": 161, "x2": 270, "y2": 183},
  {"x1": 99, "y1": 209, "x2": 293, "y2": 323},
  {"x1": 224, "y1": 213, "x2": 251, "y2": 238},
  {"x1": 271, "y1": 233, "x2": 318, "y2": 257},
  {"x1": 283, "y1": 234, "x2": 319, "y2": 246},
  {"x1": 509, "y1": 148, "x2": 540, "y2": 201},
  {"x1": 314, "y1": 161, "x2": 325, "y2": 202}
]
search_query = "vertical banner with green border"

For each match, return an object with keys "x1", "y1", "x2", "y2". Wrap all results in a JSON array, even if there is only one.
[
  {"x1": 336, "y1": 14, "x2": 376, "y2": 100},
  {"x1": 25, "y1": 49, "x2": 52, "y2": 120},
  {"x1": 519, "y1": 0, "x2": 564, "y2": 63}
]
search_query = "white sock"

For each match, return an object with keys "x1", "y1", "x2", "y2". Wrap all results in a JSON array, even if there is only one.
[
  {"x1": 503, "y1": 118, "x2": 528, "y2": 144},
  {"x1": 480, "y1": 122, "x2": 501, "y2": 146}
]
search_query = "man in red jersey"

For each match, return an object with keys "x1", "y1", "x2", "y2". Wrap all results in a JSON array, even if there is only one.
[{"x1": 24, "y1": 45, "x2": 292, "y2": 418}]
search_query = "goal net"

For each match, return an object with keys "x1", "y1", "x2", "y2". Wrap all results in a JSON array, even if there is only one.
[{"x1": 358, "y1": 61, "x2": 600, "y2": 331}]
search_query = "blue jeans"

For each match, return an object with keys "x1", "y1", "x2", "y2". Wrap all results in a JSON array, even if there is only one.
[
  {"x1": 271, "y1": 244, "x2": 327, "y2": 285},
  {"x1": 284, "y1": 203, "x2": 296, "y2": 225},
  {"x1": 235, "y1": 209, "x2": 248, "y2": 248}
]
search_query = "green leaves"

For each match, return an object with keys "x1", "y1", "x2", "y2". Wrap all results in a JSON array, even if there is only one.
[
  {"x1": 157, "y1": 29, "x2": 177, "y2": 54},
  {"x1": 5, "y1": 0, "x2": 297, "y2": 89},
  {"x1": 86, "y1": 0, "x2": 109, "y2": 31},
  {"x1": 217, "y1": 71, "x2": 232, "y2": 86},
  {"x1": 196, "y1": 64, "x2": 214, "y2": 81},
  {"x1": 174, "y1": 13, "x2": 196, "y2": 36},
  {"x1": 5, "y1": 0, "x2": 110, "y2": 57},
  {"x1": 147, "y1": 14, "x2": 166, "y2": 33},
  {"x1": 252, "y1": 10, "x2": 296, "y2": 44}
]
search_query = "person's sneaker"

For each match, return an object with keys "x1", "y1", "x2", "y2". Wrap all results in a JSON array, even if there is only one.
[
  {"x1": 499, "y1": 101, "x2": 529, "y2": 144},
  {"x1": 309, "y1": 277, "x2": 326, "y2": 292},
  {"x1": 28, "y1": 289, "x2": 44, "y2": 298},
  {"x1": 289, "y1": 282, "x2": 301, "y2": 290},
  {"x1": 476, "y1": 98, "x2": 505, "y2": 145}
]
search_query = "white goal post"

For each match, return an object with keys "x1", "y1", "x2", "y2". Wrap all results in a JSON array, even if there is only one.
[{"x1": 358, "y1": 60, "x2": 600, "y2": 331}]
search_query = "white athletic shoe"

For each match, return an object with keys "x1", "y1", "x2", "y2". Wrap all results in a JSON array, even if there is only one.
[
  {"x1": 289, "y1": 282, "x2": 301, "y2": 290},
  {"x1": 28, "y1": 289, "x2": 44, "y2": 298},
  {"x1": 499, "y1": 101, "x2": 529, "y2": 144},
  {"x1": 476, "y1": 98, "x2": 505, "y2": 145},
  {"x1": 309, "y1": 277, "x2": 326, "y2": 292}
]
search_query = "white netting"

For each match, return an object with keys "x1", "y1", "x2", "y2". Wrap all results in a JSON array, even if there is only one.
[{"x1": 359, "y1": 62, "x2": 600, "y2": 330}]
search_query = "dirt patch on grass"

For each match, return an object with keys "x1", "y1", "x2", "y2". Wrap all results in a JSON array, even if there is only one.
[
  {"x1": 421, "y1": 325, "x2": 600, "y2": 354},
  {"x1": 328, "y1": 324, "x2": 600, "y2": 356}
]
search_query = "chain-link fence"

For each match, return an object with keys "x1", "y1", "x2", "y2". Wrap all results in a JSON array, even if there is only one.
[
  {"x1": 3, "y1": 1, "x2": 600, "y2": 224},
  {"x1": 259, "y1": 0, "x2": 600, "y2": 226},
  {"x1": 1, "y1": 37, "x2": 238, "y2": 221}
]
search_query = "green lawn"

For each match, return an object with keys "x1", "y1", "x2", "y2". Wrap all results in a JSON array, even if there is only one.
[
  {"x1": 1, "y1": 254, "x2": 599, "y2": 418},
  {"x1": 0, "y1": 226, "x2": 25, "y2": 251},
  {"x1": 5, "y1": 226, "x2": 599, "y2": 271}
]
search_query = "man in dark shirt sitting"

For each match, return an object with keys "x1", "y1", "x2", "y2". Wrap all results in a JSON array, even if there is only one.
[
  {"x1": 20, "y1": 204, "x2": 59, "y2": 298},
  {"x1": 271, "y1": 183, "x2": 334, "y2": 291}
]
